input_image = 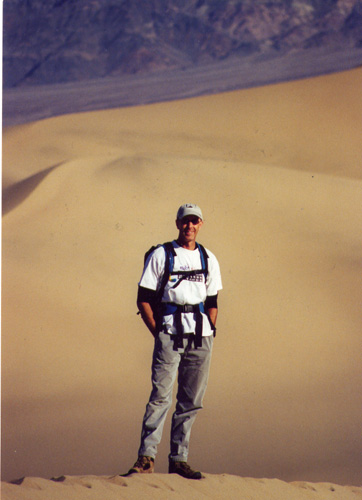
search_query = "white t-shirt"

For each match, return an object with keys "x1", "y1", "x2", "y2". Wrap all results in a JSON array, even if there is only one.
[{"x1": 139, "y1": 241, "x2": 222, "y2": 336}]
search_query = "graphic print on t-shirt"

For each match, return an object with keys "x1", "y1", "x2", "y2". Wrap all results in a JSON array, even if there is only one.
[{"x1": 169, "y1": 273, "x2": 204, "y2": 284}]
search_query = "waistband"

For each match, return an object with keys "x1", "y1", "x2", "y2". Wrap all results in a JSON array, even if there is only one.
[{"x1": 161, "y1": 302, "x2": 205, "y2": 315}]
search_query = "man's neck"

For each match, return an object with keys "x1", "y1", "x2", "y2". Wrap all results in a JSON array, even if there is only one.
[{"x1": 175, "y1": 238, "x2": 196, "y2": 250}]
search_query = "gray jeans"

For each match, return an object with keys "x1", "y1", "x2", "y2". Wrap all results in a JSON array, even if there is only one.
[{"x1": 138, "y1": 332, "x2": 214, "y2": 462}]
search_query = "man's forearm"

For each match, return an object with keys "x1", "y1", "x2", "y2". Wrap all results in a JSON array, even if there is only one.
[
  {"x1": 207, "y1": 307, "x2": 218, "y2": 327},
  {"x1": 137, "y1": 301, "x2": 157, "y2": 337}
]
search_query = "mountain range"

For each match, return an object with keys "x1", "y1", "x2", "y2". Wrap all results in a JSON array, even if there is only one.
[{"x1": 4, "y1": 0, "x2": 362, "y2": 88}]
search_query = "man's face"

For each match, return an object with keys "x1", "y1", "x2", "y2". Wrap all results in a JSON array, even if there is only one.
[{"x1": 176, "y1": 215, "x2": 203, "y2": 246}]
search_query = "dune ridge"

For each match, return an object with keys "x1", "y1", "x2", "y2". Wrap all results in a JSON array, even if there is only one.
[
  {"x1": 2, "y1": 165, "x2": 62, "y2": 215},
  {"x1": 2, "y1": 474, "x2": 362, "y2": 500}
]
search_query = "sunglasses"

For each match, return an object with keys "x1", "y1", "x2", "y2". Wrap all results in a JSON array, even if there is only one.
[{"x1": 181, "y1": 217, "x2": 200, "y2": 225}]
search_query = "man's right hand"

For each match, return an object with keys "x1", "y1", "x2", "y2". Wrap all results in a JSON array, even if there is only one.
[{"x1": 137, "y1": 301, "x2": 158, "y2": 337}]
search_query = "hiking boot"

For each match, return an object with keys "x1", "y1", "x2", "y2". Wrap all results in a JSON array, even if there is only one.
[
  {"x1": 126, "y1": 455, "x2": 155, "y2": 474},
  {"x1": 168, "y1": 460, "x2": 203, "y2": 479}
]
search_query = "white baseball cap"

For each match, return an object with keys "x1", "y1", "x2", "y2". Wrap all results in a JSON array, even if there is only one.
[{"x1": 176, "y1": 203, "x2": 203, "y2": 221}]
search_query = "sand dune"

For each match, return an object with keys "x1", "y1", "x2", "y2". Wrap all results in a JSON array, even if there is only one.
[
  {"x1": 2, "y1": 68, "x2": 362, "y2": 489},
  {"x1": 2, "y1": 474, "x2": 362, "y2": 500}
]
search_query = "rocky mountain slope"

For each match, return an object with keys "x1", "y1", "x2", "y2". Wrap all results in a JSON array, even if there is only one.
[{"x1": 4, "y1": 0, "x2": 362, "y2": 88}]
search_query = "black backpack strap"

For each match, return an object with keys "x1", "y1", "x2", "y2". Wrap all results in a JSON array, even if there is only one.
[
  {"x1": 156, "y1": 241, "x2": 175, "y2": 300},
  {"x1": 163, "y1": 241, "x2": 176, "y2": 260},
  {"x1": 194, "y1": 305, "x2": 203, "y2": 348},
  {"x1": 196, "y1": 242, "x2": 209, "y2": 280}
]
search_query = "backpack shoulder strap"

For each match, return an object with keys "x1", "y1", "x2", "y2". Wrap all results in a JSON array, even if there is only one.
[
  {"x1": 144, "y1": 244, "x2": 161, "y2": 264},
  {"x1": 156, "y1": 241, "x2": 176, "y2": 298},
  {"x1": 162, "y1": 241, "x2": 176, "y2": 272},
  {"x1": 196, "y1": 242, "x2": 209, "y2": 279}
]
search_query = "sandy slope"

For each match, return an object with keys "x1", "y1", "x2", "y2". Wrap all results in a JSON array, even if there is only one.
[
  {"x1": 2, "y1": 474, "x2": 362, "y2": 500},
  {"x1": 2, "y1": 68, "x2": 362, "y2": 488}
]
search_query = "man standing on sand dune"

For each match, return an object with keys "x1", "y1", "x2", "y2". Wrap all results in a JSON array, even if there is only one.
[{"x1": 125, "y1": 204, "x2": 222, "y2": 480}]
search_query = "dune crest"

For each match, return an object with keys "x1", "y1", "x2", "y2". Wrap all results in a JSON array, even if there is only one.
[
  {"x1": 2, "y1": 165, "x2": 62, "y2": 215},
  {"x1": 2, "y1": 474, "x2": 362, "y2": 500}
]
